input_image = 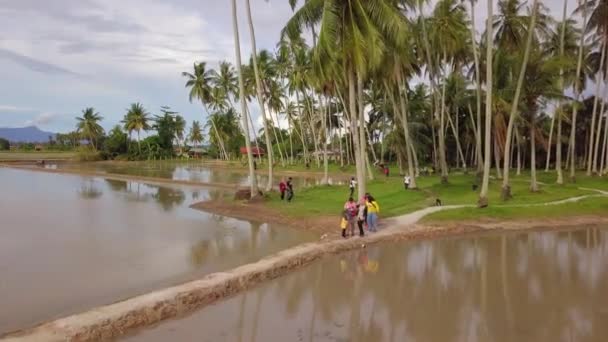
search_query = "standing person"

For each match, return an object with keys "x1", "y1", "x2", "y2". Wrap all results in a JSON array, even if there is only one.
[
  {"x1": 340, "y1": 210, "x2": 349, "y2": 238},
  {"x1": 357, "y1": 202, "x2": 366, "y2": 237},
  {"x1": 344, "y1": 197, "x2": 357, "y2": 237},
  {"x1": 349, "y1": 177, "x2": 357, "y2": 197},
  {"x1": 286, "y1": 177, "x2": 294, "y2": 202},
  {"x1": 279, "y1": 179, "x2": 286, "y2": 200},
  {"x1": 384, "y1": 165, "x2": 389, "y2": 178},
  {"x1": 366, "y1": 195, "x2": 380, "y2": 232},
  {"x1": 404, "y1": 175, "x2": 411, "y2": 190}
]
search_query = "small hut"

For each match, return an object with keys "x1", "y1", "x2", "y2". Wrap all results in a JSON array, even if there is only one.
[{"x1": 240, "y1": 146, "x2": 265, "y2": 158}]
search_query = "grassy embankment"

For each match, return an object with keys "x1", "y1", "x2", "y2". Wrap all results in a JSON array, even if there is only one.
[
  {"x1": 265, "y1": 169, "x2": 608, "y2": 222},
  {"x1": 0, "y1": 151, "x2": 76, "y2": 161}
]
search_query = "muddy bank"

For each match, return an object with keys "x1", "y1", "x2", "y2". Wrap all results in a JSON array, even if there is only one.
[
  {"x1": 0, "y1": 164, "x2": 238, "y2": 190},
  {"x1": 4, "y1": 214, "x2": 608, "y2": 342}
]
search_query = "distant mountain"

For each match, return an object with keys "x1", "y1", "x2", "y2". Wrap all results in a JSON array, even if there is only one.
[{"x1": 0, "y1": 126, "x2": 56, "y2": 143}]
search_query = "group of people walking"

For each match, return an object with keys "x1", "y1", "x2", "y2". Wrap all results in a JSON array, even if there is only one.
[
  {"x1": 341, "y1": 191, "x2": 380, "y2": 238},
  {"x1": 279, "y1": 177, "x2": 294, "y2": 202}
]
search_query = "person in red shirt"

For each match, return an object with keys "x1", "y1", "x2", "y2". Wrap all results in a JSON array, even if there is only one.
[{"x1": 279, "y1": 179, "x2": 287, "y2": 200}]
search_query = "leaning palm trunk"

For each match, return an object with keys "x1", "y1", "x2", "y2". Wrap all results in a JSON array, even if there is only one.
[
  {"x1": 447, "y1": 112, "x2": 467, "y2": 172},
  {"x1": 586, "y1": 41, "x2": 606, "y2": 175},
  {"x1": 294, "y1": 91, "x2": 309, "y2": 164},
  {"x1": 245, "y1": 106, "x2": 262, "y2": 164},
  {"x1": 592, "y1": 52, "x2": 608, "y2": 173},
  {"x1": 501, "y1": 0, "x2": 538, "y2": 200},
  {"x1": 469, "y1": 0, "x2": 484, "y2": 172},
  {"x1": 570, "y1": 0, "x2": 588, "y2": 181},
  {"x1": 245, "y1": 0, "x2": 273, "y2": 191},
  {"x1": 231, "y1": 0, "x2": 257, "y2": 197},
  {"x1": 600, "y1": 114, "x2": 608, "y2": 175},
  {"x1": 210, "y1": 118, "x2": 228, "y2": 160},
  {"x1": 303, "y1": 93, "x2": 321, "y2": 166},
  {"x1": 266, "y1": 106, "x2": 286, "y2": 166},
  {"x1": 395, "y1": 77, "x2": 418, "y2": 189},
  {"x1": 321, "y1": 95, "x2": 329, "y2": 184},
  {"x1": 478, "y1": 0, "x2": 494, "y2": 207}
]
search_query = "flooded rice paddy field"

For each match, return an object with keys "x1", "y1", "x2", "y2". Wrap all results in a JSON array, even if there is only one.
[
  {"x1": 48, "y1": 161, "x2": 347, "y2": 188},
  {"x1": 126, "y1": 227, "x2": 608, "y2": 342},
  {"x1": 0, "y1": 168, "x2": 315, "y2": 334}
]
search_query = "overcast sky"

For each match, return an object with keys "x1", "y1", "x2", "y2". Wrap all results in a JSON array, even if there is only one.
[{"x1": 0, "y1": 0, "x2": 567, "y2": 134}]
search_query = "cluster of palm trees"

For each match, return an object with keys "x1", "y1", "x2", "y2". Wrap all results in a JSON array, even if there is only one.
[
  {"x1": 220, "y1": 0, "x2": 607, "y2": 205},
  {"x1": 74, "y1": 105, "x2": 206, "y2": 159}
]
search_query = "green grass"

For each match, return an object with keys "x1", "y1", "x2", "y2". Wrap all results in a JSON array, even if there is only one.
[
  {"x1": 423, "y1": 196, "x2": 608, "y2": 222},
  {"x1": 264, "y1": 170, "x2": 608, "y2": 221},
  {"x1": 0, "y1": 151, "x2": 76, "y2": 161}
]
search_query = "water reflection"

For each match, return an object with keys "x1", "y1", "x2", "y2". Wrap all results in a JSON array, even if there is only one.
[
  {"x1": 126, "y1": 227, "x2": 608, "y2": 342},
  {"x1": 54, "y1": 162, "x2": 348, "y2": 189},
  {"x1": 0, "y1": 168, "x2": 314, "y2": 334}
]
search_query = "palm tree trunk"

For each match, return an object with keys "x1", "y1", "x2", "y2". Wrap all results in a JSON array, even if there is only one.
[
  {"x1": 245, "y1": 106, "x2": 262, "y2": 164},
  {"x1": 349, "y1": 66, "x2": 365, "y2": 198},
  {"x1": 447, "y1": 111, "x2": 467, "y2": 171},
  {"x1": 501, "y1": 0, "x2": 538, "y2": 200},
  {"x1": 470, "y1": 0, "x2": 484, "y2": 173},
  {"x1": 593, "y1": 62, "x2": 607, "y2": 173},
  {"x1": 388, "y1": 77, "x2": 417, "y2": 189},
  {"x1": 438, "y1": 49, "x2": 449, "y2": 183},
  {"x1": 232, "y1": 0, "x2": 257, "y2": 197},
  {"x1": 516, "y1": 127, "x2": 522, "y2": 176},
  {"x1": 545, "y1": 113, "x2": 556, "y2": 172},
  {"x1": 587, "y1": 40, "x2": 606, "y2": 175},
  {"x1": 599, "y1": 115, "x2": 608, "y2": 175},
  {"x1": 244, "y1": 0, "x2": 273, "y2": 191},
  {"x1": 555, "y1": 0, "x2": 569, "y2": 185},
  {"x1": 303, "y1": 93, "x2": 321, "y2": 166},
  {"x1": 357, "y1": 74, "x2": 369, "y2": 183},
  {"x1": 570, "y1": 0, "x2": 589, "y2": 182},
  {"x1": 478, "y1": 0, "x2": 494, "y2": 207},
  {"x1": 321, "y1": 95, "x2": 329, "y2": 184},
  {"x1": 295, "y1": 91, "x2": 309, "y2": 164},
  {"x1": 210, "y1": 117, "x2": 227, "y2": 160},
  {"x1": 494, "y1": 136, "x2": 502, "y2": 179},
  {"x1": 530, "y1": 120, "x2": 539, "y2": 192},
  {"x1": 266, "y1": 105, "x2": 286, "y2": 166},
  {"x1": 272, "y1": 107, "x2": 290, "y2": 166}
]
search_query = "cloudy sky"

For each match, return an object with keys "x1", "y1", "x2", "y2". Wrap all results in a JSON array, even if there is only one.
[{"x1": 0, "y1": 0, "x2": 567, "y2": 134}]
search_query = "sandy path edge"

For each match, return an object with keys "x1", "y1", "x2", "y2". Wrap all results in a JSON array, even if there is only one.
[{"x1": 3, "y1": 214, "x2": 607, "y2": 341}]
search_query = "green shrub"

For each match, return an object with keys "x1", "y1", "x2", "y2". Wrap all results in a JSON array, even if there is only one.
[
  {"x1": 76, "y1": 146, "x2": 102, "y2": 162},
  {"x1": 0, "y1": 138, "x2": 9, "y2": 150}
]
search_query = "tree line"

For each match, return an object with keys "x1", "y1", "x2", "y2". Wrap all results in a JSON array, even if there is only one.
[{"x1": 220, "y1": 0, "x2": 608, "y2": 206}]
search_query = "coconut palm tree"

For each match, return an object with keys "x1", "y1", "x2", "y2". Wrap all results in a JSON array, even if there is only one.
[
  {"x1": 189, "y1": 120, "x2": 203, "y2": 147},
  {"x1": 76, "y1": 107, "x2": 104, "y2": 150},
  {"x1": 244, "y1": 0, "x2": 275, "y2": 192},
  {"x1": 501, "y1": 0, "x2": 539, "y2": 200},
  {"x1": 478, "y1": 0, "x2": 494, "y2": 207},
  {"x1": 283, "y1": 0, "x2": 408, "y2": 198},
  {"x1": 231, "y1": 0, "x2": 258, "y2": 197},
  {"x1": 182, "y1": 62, "x2": 228, "y2": 160},
  {"x1": 122, "y1": 102, "x2": 151, "y2": 154},
  {"x1": 174, "y1": 115, "x2": 186, "y2": 155}
]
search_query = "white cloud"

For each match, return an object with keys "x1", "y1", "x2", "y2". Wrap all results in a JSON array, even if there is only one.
[
  {"x1": 0, "y1": 105, "x2": 34, "y2": 112},
  {"x1": 23, "y1": 112, "x2": 62, "y2": 127}
]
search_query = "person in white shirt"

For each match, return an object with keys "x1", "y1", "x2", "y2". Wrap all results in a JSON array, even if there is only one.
[
  {"x1": 404, "y1": 175, "x2": 411, "y2": 190},
  {"x1": 349, "y1": 177, "x2": 357, "y2": 197}
]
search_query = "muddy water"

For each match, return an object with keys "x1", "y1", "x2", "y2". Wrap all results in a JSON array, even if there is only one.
[
  {"x1": 0, "y1": 168, "x2": 315, "y2": 334},
  {"x1": 51, "y1": 161, "x2": 347, "y2": 188},
  {"x1": 126, "y1": 227, "x2": 608, "y2": 342}
]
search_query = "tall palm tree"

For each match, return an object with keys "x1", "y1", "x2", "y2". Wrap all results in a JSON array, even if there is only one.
[
  {"x1": 570, "y1": 0, "x2": 590, "y2": 181},
  {"x1": 231, "y1": 0, "x2": 258, "y2": 197},
  {"x1": 283, "y1": 0, "x2": 408, "y2": 198},
  {"x1": 189, "y1": 120, "x2": 203, "y2": 147},
  {"x1": 501, "y1": 0, "x2": 539, "y2": 200},
  {"x1": 122, "y1": 102, "x2": 151, "y2": 153},
  {"x1": 174, "y1": 115, "x2": 186, "y2": 154},
  {"x1": 244, "y1": 0, "x2": 275, "y2": 192},
  {"x1": 76, "y1": 107, "x2": 104, "y2": 150},
  {"x1": 182, "y1": 62, "x2": 228, "y2": 160},
  {"x1": 478, "y1": 0, "x2": 494, "y2": 207}
]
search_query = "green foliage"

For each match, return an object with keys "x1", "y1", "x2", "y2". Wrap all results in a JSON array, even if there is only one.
[
  {"x1": 0, "y1": 138, "x2": 9, "y2": 150},
  {"x1": 76, "y1": 146, "x2": 103, "y2": 162},
  {"x1": 102, "y1": 125, "x2": 128, "y2": 158}
]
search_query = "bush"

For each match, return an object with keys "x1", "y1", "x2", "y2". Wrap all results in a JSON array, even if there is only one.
[
  {"x1": 0, "y1": 138, "x2": 9, "y2": 150},
  {"x1": 76, "y1": 146, "x2": 103, "y2": 162}
]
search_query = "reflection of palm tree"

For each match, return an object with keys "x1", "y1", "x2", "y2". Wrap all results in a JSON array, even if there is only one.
[
  {"x1": 79, "y1": 179, "x2": 103, "y2": 199},
  {"x1": 190, "y1": 240, "x2": 211, "y2": 266},
  {"x1": 154, "y1": 186, "x2": 186, "y2": 211},
  {"x1": 105, "y1": 179, "x2": 128, "y2": 192}
]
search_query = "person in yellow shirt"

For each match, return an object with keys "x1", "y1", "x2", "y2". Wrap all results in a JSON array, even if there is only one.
[{"x1": 365, "y1": 195, "x2": 380, "y2": 232}]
